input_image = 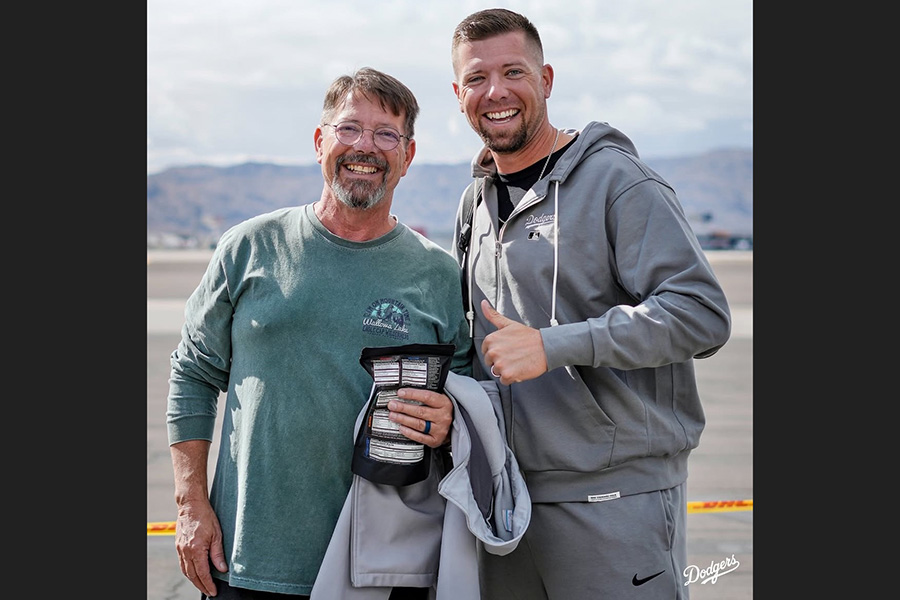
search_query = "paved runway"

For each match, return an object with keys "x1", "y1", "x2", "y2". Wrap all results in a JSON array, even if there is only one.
[{"x1": 147, "y1": 249, "x2": 752, "y2": 599}]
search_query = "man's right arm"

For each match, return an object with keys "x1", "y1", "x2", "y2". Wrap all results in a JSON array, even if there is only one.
[{"x1": 170, "y1": 439, "x2": 228, "y2": 596}]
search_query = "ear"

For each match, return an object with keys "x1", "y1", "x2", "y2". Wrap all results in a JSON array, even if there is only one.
[
  {"x1": 314, "y1": 127, "x2": 325, "y2": 163},
  {"x1": 399, "y1": 138, "x2": 416, "y2": 177},
  {"x1": 452, "y1": 81, "x2": 464, "y2": 112},
  {"x1": 541, "y1": 64, "x2": 555, "y2": 99}
]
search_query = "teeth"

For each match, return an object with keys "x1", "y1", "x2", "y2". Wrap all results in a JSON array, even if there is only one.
[
  {"x1": 487, "y1": 109, "x2": 518, "y2": 120},
  {"x1": 347, "y1": 164, "x2": 377, "y2": 174}
]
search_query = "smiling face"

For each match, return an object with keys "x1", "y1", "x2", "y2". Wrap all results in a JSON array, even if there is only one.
[
  {"x1": 452, "y1": 31, "x2": 552, "y2": 155},
  {"x1": 315, "y1": 90, "x2": 415, "y2": 210}
]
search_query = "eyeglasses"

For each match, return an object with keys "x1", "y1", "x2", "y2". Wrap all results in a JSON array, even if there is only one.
[{"x1": 323, "y1": 122, "x2": 410, "y2": 151}]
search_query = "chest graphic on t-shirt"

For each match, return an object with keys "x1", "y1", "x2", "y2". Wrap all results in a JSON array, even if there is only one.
[{"x1": 362, "y1": 297, "x2": 410, "y2": 340}]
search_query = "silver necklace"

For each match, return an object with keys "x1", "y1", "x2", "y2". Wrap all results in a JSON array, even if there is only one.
[
  {"x1": 499, "y1": 128, "x2": 561, "y2": 227},
  {"x1": 536, "y1": 127, "x2": 561, "y2": 184}
]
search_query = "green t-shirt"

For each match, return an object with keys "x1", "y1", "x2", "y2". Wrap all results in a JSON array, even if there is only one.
[{"x1": 167, "y1": 204, "x2": 471, "y2": 594}]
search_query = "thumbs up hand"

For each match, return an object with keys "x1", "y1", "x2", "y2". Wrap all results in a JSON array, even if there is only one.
[{"x1": 481, "y1": 299, "x2": 548, "y2": 384}]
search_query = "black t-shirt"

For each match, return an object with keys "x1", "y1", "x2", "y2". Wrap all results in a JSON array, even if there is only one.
[{"x1": 496, "y1": 136, "x2": 577, "y2": 226}]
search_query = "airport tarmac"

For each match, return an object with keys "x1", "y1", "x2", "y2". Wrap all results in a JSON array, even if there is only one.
[{"x1": 147, "y1": 249, "x2": 752, "y2": 599}]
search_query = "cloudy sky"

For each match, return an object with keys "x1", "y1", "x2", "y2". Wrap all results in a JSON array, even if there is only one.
[{"x1": 147, "y1": 0, "x2": 752, "y2": 175}]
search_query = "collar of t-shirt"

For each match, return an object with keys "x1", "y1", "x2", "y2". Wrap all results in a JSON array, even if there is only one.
[{"x1": 496, "y1": 136, "x2": 577, "y2": 225}]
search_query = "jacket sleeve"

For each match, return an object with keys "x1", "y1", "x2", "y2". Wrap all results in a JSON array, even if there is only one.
[
  {"x1": 541, "y1": 178, "x2": 732, "y2": 371},
  {"x1": 439, "y1": 372, "x2": 531, "y2": 555}
]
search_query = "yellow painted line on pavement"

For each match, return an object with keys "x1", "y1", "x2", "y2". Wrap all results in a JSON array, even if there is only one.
[
  {"x1": 148, "y1": 522, "x2": 176, "y2": 536},
  {"x1": 148, "y1": 499, "x2": 753, "y2": 536},
  {"x1": 687, "y1": 499, "x2": 753, "y2": 514}
]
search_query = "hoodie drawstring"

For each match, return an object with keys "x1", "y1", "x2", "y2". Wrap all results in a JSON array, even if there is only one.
[
  {"x1": 467, "y1": 180, "x2": 562, "y2": 335},
  {"x1": 549, "y1": 180, "x2": 560, "y2": 327}
]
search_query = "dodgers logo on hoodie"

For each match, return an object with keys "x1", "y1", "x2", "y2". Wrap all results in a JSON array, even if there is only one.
[
  {"x1": 362, "y1": 298, "x2": 410, "y2": 340},
  {"x1": 525, "y1": 212, "x2": 555, "y2": 241}
]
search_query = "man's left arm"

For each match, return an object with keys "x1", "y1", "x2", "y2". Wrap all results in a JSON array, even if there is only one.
[{"x1": 542, "y1": 180, "x2": 732, "y2": 372}]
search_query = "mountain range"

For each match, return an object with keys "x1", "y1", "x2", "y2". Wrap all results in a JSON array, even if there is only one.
[{"x1": 147, "y1": 147, "x2": 752, "y2": 250}]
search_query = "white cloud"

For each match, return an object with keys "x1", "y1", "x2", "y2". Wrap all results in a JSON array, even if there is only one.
[{"x1": 148, "y1": 0, "x2": 752, "y2": 173}]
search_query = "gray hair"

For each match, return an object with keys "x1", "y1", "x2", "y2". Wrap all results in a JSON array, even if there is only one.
[{"x1": 320, "y1": 67, "x2": 419, "y2": 143}]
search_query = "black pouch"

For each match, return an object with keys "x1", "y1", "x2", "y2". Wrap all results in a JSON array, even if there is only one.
[{"x1": 352, "y1": 343, "x2": 455, "y2": 486}]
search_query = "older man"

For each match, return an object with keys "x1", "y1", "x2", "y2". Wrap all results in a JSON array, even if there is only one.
[{"x1": 167, "y1": 67, "x2": 471, "y2": 600}]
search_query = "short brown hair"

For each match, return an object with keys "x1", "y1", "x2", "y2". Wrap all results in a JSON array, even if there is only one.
[
  {"x1": 320, "y1": 67, "x2": 419, "y2": 142},
  {"x1": 451, "y1": 8, "x2": 544, "y2": 71}
]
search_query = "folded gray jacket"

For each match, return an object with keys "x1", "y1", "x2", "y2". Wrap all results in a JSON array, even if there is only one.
[{"x1": 310, "y1": 371, "x2": 532, "y2": 600}]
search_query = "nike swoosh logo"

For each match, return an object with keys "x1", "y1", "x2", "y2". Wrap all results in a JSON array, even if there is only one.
[{"x1": 632, "y1": 570, "x2": 665, "y2": 586}]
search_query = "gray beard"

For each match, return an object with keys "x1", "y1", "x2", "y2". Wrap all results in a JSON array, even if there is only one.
[
  {"x1": 333, "y1": 178, "x2": 387, "y2": 209},
  {"x1": 332, "y1": 155, "x2": 389, "y2": 209}
]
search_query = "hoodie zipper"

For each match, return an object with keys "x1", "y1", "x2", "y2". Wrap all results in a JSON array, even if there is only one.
[
  {"x1": 492, "y1": 190, "x2": 548, "y2": 451},
  {"x1": 493, "y1": 190, "x2": 546, "y2": 300}
]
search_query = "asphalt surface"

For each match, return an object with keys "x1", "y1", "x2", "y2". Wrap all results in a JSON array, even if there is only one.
[{"x1": 147, "y1": 249, "x2": 753, "y2": 600}]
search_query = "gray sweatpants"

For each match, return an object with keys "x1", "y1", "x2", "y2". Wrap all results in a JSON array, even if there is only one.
[{"x1": 477, "y1": 482, "x2": 689, "y2": 599}]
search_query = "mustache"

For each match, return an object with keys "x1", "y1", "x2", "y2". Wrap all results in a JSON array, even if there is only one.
[{"x1": 336, "y1": 153, "x2": 389, "y2": 173}]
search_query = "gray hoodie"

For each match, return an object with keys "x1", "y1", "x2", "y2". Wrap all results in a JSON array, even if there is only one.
[
  {"x1": 310, "y1": 372, "x2": 531, "y2": 599},
  {"x1": 452, "y1": 121, "x2": 732, "y2": 503}
]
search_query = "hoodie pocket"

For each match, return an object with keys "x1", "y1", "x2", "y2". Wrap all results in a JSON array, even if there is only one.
[{"x1": 509, "y1": 366, "x2": 616, "y2": 473}]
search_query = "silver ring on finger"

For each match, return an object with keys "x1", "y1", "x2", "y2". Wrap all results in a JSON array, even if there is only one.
[{"x1": 490, "y1": 365, "x2": 500, "y2": 378}]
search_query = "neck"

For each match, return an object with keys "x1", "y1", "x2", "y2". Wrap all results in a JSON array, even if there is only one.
[
  {"x1": 314, "y1": 196, "x2": 397, "y2": 242},
  {"x1": 492, "y1": 124, "x2": 568, "y2": 175}
]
